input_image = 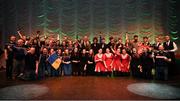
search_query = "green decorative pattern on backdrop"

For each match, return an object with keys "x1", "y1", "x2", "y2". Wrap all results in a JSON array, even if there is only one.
[
  {"x1": 1, "y1": 0, "x2": 177, "y2": 43},
  {"x1": 168, "y1": 0, "x2": 178, "y2": 41}
]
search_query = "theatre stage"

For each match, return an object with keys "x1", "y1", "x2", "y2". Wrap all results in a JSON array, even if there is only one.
[{"x1": 0, "y1": 70, "x2": 180, "y2": 100}]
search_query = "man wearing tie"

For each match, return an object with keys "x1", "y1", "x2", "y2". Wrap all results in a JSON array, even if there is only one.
[
  {"x1": 163, "y1": 35, "x2": 178, "y2": 76},
  {"x1": 153, "y1": 37, "x2": 162, "y2": 50}
]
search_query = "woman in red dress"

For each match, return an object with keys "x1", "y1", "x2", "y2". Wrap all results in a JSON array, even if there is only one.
[
  {"x1": 112, "y1": 48, "x2": 123, "y2": 76},
  {"x1": 103, "y1": 48, "x2": 113, "y2": 76},
  {"x1": 94, "y1": 48, "x2": 105, "y2": 75},
  {"x1": 121, "y1": 49, "x2": 131, "y2": 75}
]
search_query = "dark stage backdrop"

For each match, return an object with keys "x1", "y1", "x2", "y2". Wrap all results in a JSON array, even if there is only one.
[{"x1": 0, "y1": 0, "x2": 179, "y2": 46}]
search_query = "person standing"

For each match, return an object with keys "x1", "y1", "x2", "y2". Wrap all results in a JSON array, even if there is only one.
[
  {"x1": 91, "y1": 37, "x2": 100, "y2": 55},
  {"x1": 80, "y1": 49, "x2": 88, "y2": 76},
  {"x1": 81, "y1": 36, "x2": 91, "y2": 52},
  {"x1": 163, "y1": 35, "x2": 178, "y2": 62},
  {"x1": 99, "y1": 38, "x2": 107, "y2": 53},
  {"x1": 61, "y1": 41, "x2": 68, "y2": 52},
  {"x1": 71, "y1": 48, "x2": 80, "y2": 76},
  {"x1": 107, "y1": 36, "x2": 115, "y2": 53},
  {"x1": 115, "y1": 38, "x2": 124, "y2": 51},
  {"x1": 22, "y1": 47, "x2": 38, "y2": 80},
  {"x1": 142, "y1": 37, "x2": 151, "y2": 47},
  {"x1": 4, "y1": 36, "x2": 16, "y2": 79},
  {"x1": 112, "y1": 48, "x2": 123, "y2": 76},
  {"x1": 163, "y1": 35, "x2": 178, "y2": 76},
  {"x1": 131, "y1": 35, "x2": 141, "y2": 50},
  {"x1": 130, "y1": 48, "x2": 141, "y2": 78},
  {"x1": 103, "y1": 48, "x2": 114, "y2": 76},
  {"x1": 62, "y1": 49, "x2": 72, "y2": 76},
  {"x1": 37, "y1": 47, "x2": 49, "y2": 80},
  {"x1": 47, "y1": 48, "x2": 55, "y2": 76},
  {"x1": 154, "y1": 45, "x2": 171, "y2": 80},
  {"x1": 86, "y1": 49, "x2": 95, "y2": 76},
  {"x1": 57, "y1": 48, "x2": 63, "y2": 76},
  {"x1": 67, "y1": 40, "x2": 74, "y2": 54},
  {"x1": 140, "y1": 48, "x2": 154, "y2": 79},
  {"x1": 152, "y1": 37, "x2": 162, "y2": 50},
  {"x1": 12, "y1": 39, "x2": 27, "y2": 79},
  {"x1": 120, "y1": 49, "x2": 131, "y2": 76},
  {"x1": 124, "y1": 39, "x2": 133, "y2": 55},
  {"x1": 94, "y1": 49, "x2": 105, "y2": 76}
]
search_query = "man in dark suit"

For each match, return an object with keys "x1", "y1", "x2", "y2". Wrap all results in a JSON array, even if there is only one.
[
  {"x1": 91, "y1": 37, "x2": 100, "y2": 55},
  {"x1": 4, "y1": 35, "x2": 16, "y2": 79},
  {"x1": 99, "y1": 38, "x2": 107, "y2": 53}
]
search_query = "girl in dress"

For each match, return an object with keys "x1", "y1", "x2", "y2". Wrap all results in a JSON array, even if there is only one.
[
  {"x1": 112, "y1": 48, "x2": 123, "y2": 76},
  {"x1": 86, "y1": 49, "x2": 95, "y2": 76},
  {"x1": 121, "y1": 48, "x2": 131, "y2": 76},
  {"x1": 71, "y1": 47, "x2": 80, "y2": 76},
  {"x1": 103, "y1": 48, "x2": 114, "y2": 76},
  {"x1": 94, "y1": 48, "x2": 105, "y2": 76},
  {"x1": 80, "y1": 49, "x2": 87, "y2": 76}
]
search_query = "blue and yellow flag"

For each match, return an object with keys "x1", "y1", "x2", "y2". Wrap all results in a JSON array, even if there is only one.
[{"x1": 47, "y1": 53, "x2": 61, "y2": 70}]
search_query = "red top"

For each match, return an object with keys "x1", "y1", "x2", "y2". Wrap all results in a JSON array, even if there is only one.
[
  {"x1": 103, "y1": 53, "x2": 113, "y2": 72},
  {"x1": 94, "y1": 54, "x2": 105, "y2": 72},
  {"x1": 121, "y1": 54, "x2": 131, "y2": 72}
]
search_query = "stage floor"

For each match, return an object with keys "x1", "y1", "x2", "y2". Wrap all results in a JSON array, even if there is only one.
[{"x1": 0, "y1": 70, "x2": 180, "y2": 100}]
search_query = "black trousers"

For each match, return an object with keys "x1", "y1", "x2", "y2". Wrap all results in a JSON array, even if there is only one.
[
  {"x1": 142, "y1": 66, "x2": 152, "y2": 79},
  {"x1": 6, "y1": 60, "x2": 13, "y2": 79}
]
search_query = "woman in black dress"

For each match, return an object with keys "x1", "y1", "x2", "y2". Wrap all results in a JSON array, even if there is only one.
[
  {"x1": 80, "y1": 49, "x2": 87, "y2": 76},
  {"x1": 38, "y1": 47, "x2": 49, "y2": 80},
  {"x1": 86, "y1": 49, "x2": 95, "y2": 76},
  {"x1": 71, "y1": 47, "x2": 80, "y2": 76},
  {"x1": 23, "y1": 47, "x2": 38, "y2": 80}
]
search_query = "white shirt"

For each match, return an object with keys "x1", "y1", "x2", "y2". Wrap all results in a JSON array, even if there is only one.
[{"x1": 166, "y1": 40, "x2": 178, "y2": 52}]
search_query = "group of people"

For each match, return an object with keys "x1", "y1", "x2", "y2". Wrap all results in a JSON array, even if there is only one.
[{"x1": 4, "y1": 31, "x2": 178, "y2": 81}]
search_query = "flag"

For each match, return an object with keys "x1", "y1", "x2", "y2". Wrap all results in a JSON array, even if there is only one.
[{"x1": 47, "y1": 53, "x2": 61, "y2": 70}]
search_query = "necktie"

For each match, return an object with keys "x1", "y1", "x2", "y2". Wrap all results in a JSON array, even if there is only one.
[{"x1": 167, "y1": 42, "x2": 169, "y2": 46}]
